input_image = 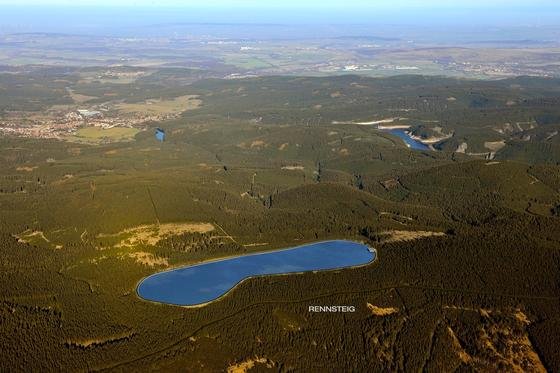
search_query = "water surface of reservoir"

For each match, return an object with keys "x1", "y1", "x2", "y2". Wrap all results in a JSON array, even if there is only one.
[
  {"x1": 137, "y1": 240, "x2": 375, "y2": 306},
  {"x1": 388, "y1": 129, "x2": 431, "y2": 151}
]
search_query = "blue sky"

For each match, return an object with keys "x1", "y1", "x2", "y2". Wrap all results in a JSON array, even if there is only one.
[
  {"x1": 0, "y1": 0, "x2": 558, "y2": 36},
  {"x1": 0, "y1": 0, "x2": 558, "y2": 7}
]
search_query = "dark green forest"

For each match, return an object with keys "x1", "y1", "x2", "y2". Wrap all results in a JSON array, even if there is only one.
[{"x1": 1, "y1": 69, "x2": 559, "y2": 371}]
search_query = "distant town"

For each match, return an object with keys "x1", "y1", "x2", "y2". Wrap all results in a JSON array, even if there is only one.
[{"x1": 0, "y1": 107, "x2": 166, "y2": 140}]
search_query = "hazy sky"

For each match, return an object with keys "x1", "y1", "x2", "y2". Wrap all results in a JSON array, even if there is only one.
[
  {"x1": 0, "y1": 0, "x2": 558, "y2": 7},
  {"x1": 0, "y1": 0, "x2": 558, "y2": 36}
]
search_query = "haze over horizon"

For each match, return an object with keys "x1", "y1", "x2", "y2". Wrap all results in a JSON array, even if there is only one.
[
  {"x1": 0, "y1": 0, "x2": 558, "y2": 7},
  {"x1": 1, "y1": 2, "x2": 559, "y2": 38},
  {"x1": 0, "y1": 0, "x2": 557, "y2": 43}
]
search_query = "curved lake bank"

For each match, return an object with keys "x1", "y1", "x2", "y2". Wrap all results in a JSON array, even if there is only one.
[
  {"x1": 137, "y1": 240, "x2": 376, "y2": 307},
  {"x1": 386, "y1": 129, "x2": 431, "y2": 151}
]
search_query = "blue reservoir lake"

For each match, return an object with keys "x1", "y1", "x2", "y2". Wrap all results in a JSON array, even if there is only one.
[
  {"x1": 388, "y1": 129, "x2": 431, "y2": 151},
  {"x1": 137, "y1": 240, "x2": 375, "y2": 306}
]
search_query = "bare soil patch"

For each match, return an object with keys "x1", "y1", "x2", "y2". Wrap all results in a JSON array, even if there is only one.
[
  {"x1": 98, "y1": 223, "x2": 215, "y2": 249},
  {"x1": 380, "y1": 230, "x2": 446, "y2": 243},
  {"x1": 367, "y1": 303, "x2": 399, "y2": 316},
  {"x1": 227, "y1": 357, "x2": 272, "y2": 373}
]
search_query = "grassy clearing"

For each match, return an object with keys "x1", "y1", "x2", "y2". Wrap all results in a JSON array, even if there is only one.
[
  {"x1": 67, "y1": 88, "x2": 97, "y2": 103},
  {"x1": 223, "y1": 55, "x2": 275, "y2": 69},
  {"x1": 98, "y1": 222, "x2": 215, "y2": 249},
  {"x1": 65, "y1": 127, "x2": 141, "y2": 144},
  {"x1": 115, "y1": 95, "x2": 202, "y2": 115},
  {"x1": 14, "y1": 230, "x2": 62, "y2": 250},
  {"x1": 380, "y1": 230, "x2": 446, "y2": 243},
  {"x1": 485, "y1": 140, "x2": 507, "y2": 152},
  {"x1": 227, "y1": 358, "x2": 271, "y2": 373},
  {"x1": 126, "y1": 252, "x2": 169, "y2": 267},
  {"x1": 16, "y1": 166, "x2": 38, "y2": 172},
  {"x1": 367, "y1": 303, "x2": 399, "y2": 316}
]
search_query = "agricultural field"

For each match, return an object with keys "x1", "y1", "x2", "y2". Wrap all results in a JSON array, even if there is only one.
[
  {"x1": 64, "y1": 127, "x2": 142, "y2": 144},
  {"x1": 114, "y1": 95, "x2": 202, "y2": 115},
  {"x1": 2, "y1": 32, "x2": 560, "y2": 78}
]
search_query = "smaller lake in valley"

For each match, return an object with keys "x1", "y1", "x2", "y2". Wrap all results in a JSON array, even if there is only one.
[
  {"x1": 387, "y1": 129, "x2": 431, "y2": 151},
  {"x1": 137, "y1": 240, "x2": 375, "y2": 307}
]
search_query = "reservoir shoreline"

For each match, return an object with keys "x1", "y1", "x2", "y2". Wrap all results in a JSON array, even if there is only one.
[{"x1": 136, "y1": 240, "x2": 377, "y2": 308}]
